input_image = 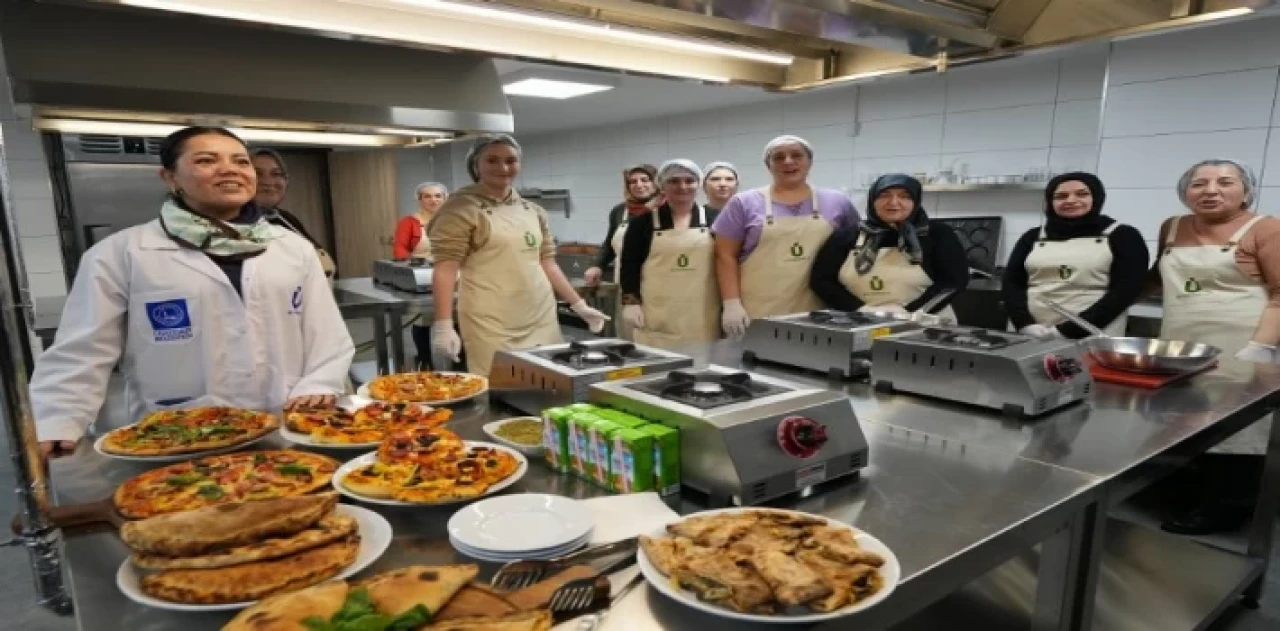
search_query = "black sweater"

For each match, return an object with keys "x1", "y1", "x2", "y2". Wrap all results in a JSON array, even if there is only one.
[
  {"x1": 620, "y1": 204, "x2": 719, "y2": 299},
  {"x1": 810, "y1": 222, "x2": 969, "y2": 313},
  {"x1": 1001, "y1": 224, "x2": 1150, "y2": 339}
]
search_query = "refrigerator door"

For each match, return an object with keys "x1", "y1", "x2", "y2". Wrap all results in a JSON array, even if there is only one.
[{"x1": 66, "y1": 162, "x2": 165, "y2": 252}]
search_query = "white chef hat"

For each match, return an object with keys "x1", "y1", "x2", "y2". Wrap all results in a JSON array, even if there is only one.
[
  {"x1": 1176, "y1": 158, "x2": 1258, "y2": 208},
  {"x1": 465, "y1": 134, "x2": 522, "y2": 182},
  {"x1": 702, "y1": 161, "x2": 738, "y2": 182},
  {"x1": 762, "y1": 135, "x2": 814, "y2": 165},
  {"x1": 657, "y1": 159, "x2": 704, "y2": 186},
  {"x1": 415, "y1": 181, "x2": 448, "y2": 197}
]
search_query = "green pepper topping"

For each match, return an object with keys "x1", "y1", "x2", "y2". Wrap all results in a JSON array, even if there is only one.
[
  {"x1": 197, "y1": 485, "x2": 225, "y2": 499},
  {"x1": 276, "y1": 463, "x2": 312, "y2": 476}
]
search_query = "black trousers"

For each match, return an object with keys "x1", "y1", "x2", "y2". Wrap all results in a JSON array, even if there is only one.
[{"x1": 411, "y1": 324, "x2": 432, "y2": 371}]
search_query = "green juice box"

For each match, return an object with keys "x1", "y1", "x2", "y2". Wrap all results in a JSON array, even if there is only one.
[
  {"x1": 567, "y1": 403, "x2": 599, "y2": 414},
  {"x1": 594, "y1": 409, "x2": 648, "y2": 429},
  {"x1": 568, "y1": 413, "x2": 603, "y2": 479},
  {"x1": 588, "y1": 419, "x2": 622, "y2": 488},
  {"x1": 639, "y1": 424, "x2": 680, "y2": 495},
  {"x1": 541, "y1": 407, "x2": 573, "y2": 472},
  {"x1": 610, "y1": 427, "x2": 654, "y2": 493}
]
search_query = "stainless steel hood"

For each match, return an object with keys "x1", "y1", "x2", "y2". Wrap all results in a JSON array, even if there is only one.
[{"x1": 0, "y1": 1, "x2": 514, "y2": 141}]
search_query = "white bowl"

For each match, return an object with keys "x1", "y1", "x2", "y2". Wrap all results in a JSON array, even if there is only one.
[{"x1": 482, "y1": 417, "x2": 545, "y2": 456}]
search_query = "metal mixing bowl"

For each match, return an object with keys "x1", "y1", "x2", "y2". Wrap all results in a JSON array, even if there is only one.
[{"x1": 1081, "y1": 336, "x2": 1221, "y2": 375}]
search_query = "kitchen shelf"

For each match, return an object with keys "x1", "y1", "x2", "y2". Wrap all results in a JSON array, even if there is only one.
[{"x1": 923, "y1": 182, "x2": 1043, "y2": 192}]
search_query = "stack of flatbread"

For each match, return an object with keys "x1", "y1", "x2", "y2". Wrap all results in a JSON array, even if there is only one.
[
  {"x1": 223, "y1": 564, "x2": 554, "y2": 631},
  {"x1": 121, "y1": 493, "x2": 360, "y2": 604}
]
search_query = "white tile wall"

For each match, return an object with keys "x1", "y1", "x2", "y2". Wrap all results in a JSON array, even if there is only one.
[
  {"x1": 1, "y1": 114, "x2": 66, "y2": 303},
  {"x1": 1102, "y1": 68, "x2": 1278, "y2": 138},
  {"x1": 1108, "y1": 17, "x2": 1280, "y2": 86}
]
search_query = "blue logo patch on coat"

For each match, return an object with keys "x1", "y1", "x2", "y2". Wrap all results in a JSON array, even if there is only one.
[
  {"x1": 289, "y1": 286, "x2": 303, "y2": 315},
  {"x1": 146, "y1": 299, "x2": 193, "y2": 342}
]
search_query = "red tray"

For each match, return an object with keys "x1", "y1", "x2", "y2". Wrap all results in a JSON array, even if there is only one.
[{"x1": 1085, "y1": 357, "x2": 1216, "y2": 389}]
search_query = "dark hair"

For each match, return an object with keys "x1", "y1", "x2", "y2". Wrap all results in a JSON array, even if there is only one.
[{"x1": 159, "y1": 126, "x2": 246, "y2": 170}]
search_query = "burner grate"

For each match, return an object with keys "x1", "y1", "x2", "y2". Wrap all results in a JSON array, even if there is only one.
[
  {"x1": 920, "y1": 327, "x2": 1020, "y2": 350},
  {"x1": 549, "y1": 341, "x2": 649, "y2": 370},
  {"x1": 629, "y1": 369, "x2": 791, "y2": 410},
  {"x1": 806, "y1": 310, "x2": 885, "y2": 327}
]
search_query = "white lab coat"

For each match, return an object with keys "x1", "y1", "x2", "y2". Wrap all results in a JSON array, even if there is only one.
[{"x1": 29, "y1": 219, "x2": 354, "y2": 442}]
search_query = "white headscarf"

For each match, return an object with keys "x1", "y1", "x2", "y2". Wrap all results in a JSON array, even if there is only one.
[
  {"x1": 762, "y1": 135, "x2": 814, "y2": 165},
  {"x1": 657, "y1": 159, "x2": 704, "y2": 186}
]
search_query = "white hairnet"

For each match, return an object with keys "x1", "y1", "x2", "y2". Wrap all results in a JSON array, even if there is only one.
[
  {"x1": 702, "y1": 161, "x2": 738, "y2": 182},
  {"x1": 415, "y1": 181, "x2": 448, "y2": 197},
  {"x1": 762, "y1": 135, "x2": 814, "y2": 165},
  {"x1": 1177, "y1": 158, "x2": 1258, "y2": 208},
  {"x1": 657, "y1": 159, "x2": 703, "y2": 186},
  {"x1": 465, "y1": 134, "x2": 522, "y2": 182}
]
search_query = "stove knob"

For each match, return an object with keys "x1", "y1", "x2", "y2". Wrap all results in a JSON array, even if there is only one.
[
  {"x1": 1043, "y1": 355, "x2": 1082, "y2": 383},
  {"x1": 777, "y1": 416, "x2": 828, "y2": 459}
]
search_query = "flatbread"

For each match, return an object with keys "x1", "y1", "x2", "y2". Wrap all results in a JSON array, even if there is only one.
[
  {"x1": 121, "y1": 493, "x2": 338, "y2": 557},
  {"x1": 222, "y1": 580, "x2": 349, "y2": 631},
  {"x1": 131, "y1": 513, "x2": 356, "y2": 570},
  {"x1": 433, "y1": 583, "x2": 519, "y2": 621},
  {"x1": 356, "y1": 564, "x2": 477, "y2": 617},
  {"x1": 426, "y1": 610, "x2": 552, "y2": 631},
  {"x1": 141, "y1": 535, "x2": 359, "y2": 604}
]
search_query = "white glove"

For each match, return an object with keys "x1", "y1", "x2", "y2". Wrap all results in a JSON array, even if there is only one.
[
  {"x1": 583, "y1": 267, "x2": 602, "y2": 286},
  {"x1": 569, "y1": 299, "x2": 611, "y2": 334},
  {"x1": 622, "y1": 304, "x2": 645, "y2": 330},
  {"x1": 722, "y1": 298, "x2": 751, "y2": 338},
  {"x1": 1235, "y1": 341, "x2": 1278, "y2": 364},
  {"x1": 1019, "y1": 324, "x2": 1057, "y2": 339},
  {"x1": 431, "y1": 319, "x2": 462, "y2": 362}
]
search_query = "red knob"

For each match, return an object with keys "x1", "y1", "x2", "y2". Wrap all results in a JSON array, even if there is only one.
[
  {"x1": 777, "y1": 416, "x2": 828, "y2": 459},
  {"x1": 1043, "y1": 355, "x2": 1082, "y2": 383}
]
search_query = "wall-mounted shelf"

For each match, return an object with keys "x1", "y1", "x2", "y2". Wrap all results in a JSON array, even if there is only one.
[
  {"x1": 923, "y1": 182, "x2": 1043, "y2": 193},
  {"x1": 519, "y1": 187, "x2": 570, "y2": 200}
]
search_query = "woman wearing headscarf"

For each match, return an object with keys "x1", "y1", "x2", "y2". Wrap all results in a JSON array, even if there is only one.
[
  {"x1": 582, "y1": 165, "x2": 660, "y2": 286},
  {"x1": 1002, "y1": 172, "x2": 1149, "y2": 339},
  {"x1": 712, "y1": 135, "x2": 859, "y2": 337},
  {"x1": 702, "y1": 161, "x2": 739, "y2": 212},
  {"x1": 251, "y1": 148, "x2": 335, "y2": 280},
  {"x1": 393, "y1": 181, "x2": 448, "y2": 369},
  {"x1": 810, "y1": 174, "x2": 967, "y2": 318},
  {"x1": 619, "y1": 159, "x2": 721, "y2": 349},
  {"x1": 428, "y1": 134, "x2": 608, "y2": 377}
]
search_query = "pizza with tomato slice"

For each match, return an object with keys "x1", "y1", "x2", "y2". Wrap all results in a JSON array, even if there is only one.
[
  {"x1": 365, "y1": 371, "x2": 486, "y2": 404},
  {"x1": 339, "y1": 429, "x2": 521, "y2": 504},
  {"x1": 285, "y1": 403, "x2": 451, "y2": 445},
  {"x1": 101, "y1": 407, "x2": 279, "y2": 456}
]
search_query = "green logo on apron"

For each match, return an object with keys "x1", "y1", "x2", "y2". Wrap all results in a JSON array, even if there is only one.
[
  {"x1": 676, "y1": 254, "x2": 690, "y2": 268},
  {"x1": 1058, "y1": 265, "x2": 1074, "y2": 280},
  {"x1": 523, "y1": 232, "x2": 537, "y2": 247},
  {"x1": 1184, "y1": 277, "x2": 1202, "y2": 293},
  {"x1": 869, "y1": 276, "x2": 885, "y2": 291},
  {"x1": 790, "y1": 242, "x2": 804, "y2": 257}
]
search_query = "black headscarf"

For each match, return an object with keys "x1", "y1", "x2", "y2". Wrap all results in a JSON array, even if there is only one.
[
  {"x1": 1043, "y1": 172, "x2": 1114, "y2": 239},
  {"x1": 854, "y1": 174, "x2": 930, "y2": 275}
]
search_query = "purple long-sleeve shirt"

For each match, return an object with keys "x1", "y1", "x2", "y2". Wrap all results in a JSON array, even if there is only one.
[{"x1": 710, "y1": 188, "x2": 860, "y2": 262}]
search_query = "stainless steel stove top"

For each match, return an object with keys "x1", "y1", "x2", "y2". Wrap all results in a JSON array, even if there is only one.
[
  {"x1": 870, "y1": 327, "x2": 1093, "y2": 418},
  {"x1": 373, "y1": 259, "x2": 433, "y2": 293},
  {"x1": 488, "y1": 339, "x2": 693, "y2": 415},
  {"x1": 742, "y1": 309, "x2": 924, "y2": 379},
  {"x1": 590, "y1": 365, "x2": 869, "y2": 505}
]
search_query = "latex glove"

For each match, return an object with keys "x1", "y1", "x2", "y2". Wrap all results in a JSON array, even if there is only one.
[
  {"x1": 432, "y1": 319, "x2": 463, "y2": 361},
  {"x1": 1235, "y1": 341, "x2": 1278, "y2": 364},
  {"x1": 570, "y1": 300, "x2": 611, "y2": 334},
  {"x1": 1019, "y1": 324, "x2": 1057, "y2": 339},
  {"x1": 583, "y1": 267, "x2": 602, "y2": 286},
  {"x1": 622, "y1": 304, "x2": 646, "y2": 330},
  {"x1": 877, "y1": 303, "x2": 908, "y2": 314},
  {"x1": 722, "y1": 298, "x2": 751, "y2": 338}
]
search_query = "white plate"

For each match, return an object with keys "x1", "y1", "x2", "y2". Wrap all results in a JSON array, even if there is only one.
[
  {"x1": 450, "y1": 530, "x2": 591, "y2": 559},
  {"x1": 93, "y1": 429, "x2": 275, "y2": 463},
  {"x1": 448, "y1": 493, "x2": 593, "y2": 553},
  {"x1": 116, "y1": 503, "x2": 392, "y2": 612},
  {"x1": 332, "y1": 441, "x2": 527, "y2": 507},
  {"x1": 452, "y1": 536, "x2": 588, "y2": 562},
  {"x1": 481, "y1": 417, "x2": 545, "y2": 456},
  {"x1": 355, "y1": 371, "x2": 488, "y2": 406},
  {"x1": 636, "y1": 508, "x2": 901, "y2": 624},
  {"x1": 279, "y1": 398, "x2": 441, "y2": 450}
]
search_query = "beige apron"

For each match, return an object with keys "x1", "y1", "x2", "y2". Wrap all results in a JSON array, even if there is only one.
[
  {"x1": 634, "y1": 205, "x2": 720, "y2": 349},
  {"x1": 1026, "y1": 223, "x2": 1129, "y2": 337},
  {"x1": 738, "y1": 187, "x2": 832, "y2": 319},
  {"x1": 406, "y1": 216, "x2": 435, "y2": 321},
  {"x1": 459, "y1": 196, "x2": 563, "y2": 377},
  {"x1": 837, "y1": 233, "x2": 956, "y2": 321},
  {"x1": 612, "y1": 218, "x2": 633, "y2": 341},
  {"x1": 411, "y1": 215, "x2": 433, "y2": 260},
  {"x1": 1160, "y1": 215, "x2": 1269, "y2": 455}
]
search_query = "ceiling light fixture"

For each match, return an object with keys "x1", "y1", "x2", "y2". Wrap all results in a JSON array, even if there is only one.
[
  {"x1": 32, "y1": 118, "x2": 434, "y2": 147},
  {"x1": 503, "y1": 78, "x2": 614, "y2": 99}
]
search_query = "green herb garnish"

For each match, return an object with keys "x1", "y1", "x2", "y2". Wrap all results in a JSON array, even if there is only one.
[
  {"x1": 253, "y1": 453, "x2": 268, "y2": 465},
  {"x1": 199, "y1": 425, "x2": 239, "y2": 436},
  {"x1": 196, "y1": 485, "x2": 225, "y2": 499},
  {"x1": 302, "y1": 588, "x2": 430, "y2": 631},
  {"x1": 165, "y1": 473, "x2": 204, "y2": 486},
  {"x1": 276, "y1": 463, "x2": 313, "y2": 476}
]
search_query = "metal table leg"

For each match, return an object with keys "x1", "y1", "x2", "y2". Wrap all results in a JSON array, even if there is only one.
[
  {"x1": 1033, "y1": 511, "x2": 1088, "y2": 631},
  {"x1": 1244, "y1": 406, "x2": 1280, "y2": 607},
  {"x1": 388, "y1": 308, "x2": 405, "y2": 373},
  {"x1": 372, "y1": 313, "x2": 390, "y2": 375},
  {"x1": 1067, "y1": 501, "x2": 1106, "y2": 631}
]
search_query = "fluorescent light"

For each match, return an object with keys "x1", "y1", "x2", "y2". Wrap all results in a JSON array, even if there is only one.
[
  {"x1": 503, "y1": 78, "x2": 613, "y2": 99},
  {"x1": 32, "y1": 119, "x2": 420, "y2": 146}
]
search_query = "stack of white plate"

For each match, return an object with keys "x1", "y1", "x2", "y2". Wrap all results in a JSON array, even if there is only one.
[{"x1": 448, "y1": 493, "x2": 594, "y2": 563}]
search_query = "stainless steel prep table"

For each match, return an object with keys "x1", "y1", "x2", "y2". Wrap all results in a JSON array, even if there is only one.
[
  {"x1": 50, "y1": 390, "x2": 1099, "y2": 631},
  {"x1": 333, "y1": 277, "x2": 436, "y2": 374},
  {"x1": 686, "y1": 339, "x2": 1280, "y2": 631}
]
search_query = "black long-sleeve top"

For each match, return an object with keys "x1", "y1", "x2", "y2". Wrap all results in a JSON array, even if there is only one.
[
  {"x1": 809, "y1": 222, "x2": 969, "y2": 313},
  {"x1": 1001, "y1": 224, "x2": 1150, "y2": 339},
  {"x1": 595, "y1": 203, "x2": 628, "y2": 270},
  {"x1": 620, "y1": 204, "x2": 719, "y2": 300},
  {"x1": 265, "y1": 208, "x2": 319, "y2": 247}
]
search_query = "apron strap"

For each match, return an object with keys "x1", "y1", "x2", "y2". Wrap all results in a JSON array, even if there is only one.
[
  {"x1": 1228, "y1": 215, "x2": 1267, "y2": 247},
  {"x1": 1037, "y1": 225, "x2": 1047, "y2": 241},
  {"x1": 1101, "y1": 222, "x2": 1121, "y2": 236},
  {"x1": 810, "y1": 189, "x2": 820, "y2": 219},
  {"x1": 697, "y1": 204, "x2": 707, "y2": 232},
  {"x1": 759, "y1": 186, "x2": 818, "y2": 223},
  {"x1": 651, "y1": 207, "x2": 662, "y2": 230},
  {"x1": 1163, "y1": 216, "x2": 1181, "y2": 254}
]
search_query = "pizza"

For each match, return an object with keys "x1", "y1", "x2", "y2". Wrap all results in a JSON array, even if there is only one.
[
  {"x1": 340, "y1": 429, "x2": 521, "y2": 504},
  {"x1": 114, "y1": 450, "x2": 339, "y2": 519},
  {"x1": 365, "y1": 372, "x2": 486, "y2": 404},
  {"x1": 376, "y1": 427, "x2": 467, "y2": 467},
  {"x1": 285, "y1": 403, "x2": 451, "y2": 445},
  {"x1": 101, "y1": 407, "x2": 279, "y2": 456}
]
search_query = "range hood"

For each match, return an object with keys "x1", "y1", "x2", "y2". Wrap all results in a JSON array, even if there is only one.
[
  {"x1": 72, "y1": 0, "x2": 1276, "y2": 91},
  {"x1": 0, "y1": 1, "x2": 514, "y2": 144}
]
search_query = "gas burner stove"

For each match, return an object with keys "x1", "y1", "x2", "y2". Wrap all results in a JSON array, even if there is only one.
[
  {"x1": 489, "y1": 339, "x2": 693, "y2": 415},
  {"x1": 871, "y1": 326, "x2": 1092, "y2": 418},
  {"x1": 590, "y1": 365, "x2": 869, "y2": 506},
  {"x1": 742, "y1": 310, "x2": 925, "y2": 379}
]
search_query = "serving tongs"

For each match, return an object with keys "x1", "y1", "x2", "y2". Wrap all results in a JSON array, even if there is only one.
[{"x1": 491, "y1": 536, "x2": 637, "y2": 590}]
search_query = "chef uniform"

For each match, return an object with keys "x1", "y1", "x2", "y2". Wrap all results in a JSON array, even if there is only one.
[
  {"x1": 633, "y1": 205, "x2": 719, "y2": 348},
  {"x1": 1026, "y1": 223, "x2": 1129, "y2": 336},
  {"x1": 837, "y1": 232, "x2": 957, "y2": 321},
  {"x1": 739, "y1": 187, "x2": 831, "y2": 318},
  {"x1": 458, "y1": 193, "x2": 563, "y2": 378}
]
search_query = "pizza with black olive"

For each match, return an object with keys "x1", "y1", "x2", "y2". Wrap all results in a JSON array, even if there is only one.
[
  {"x1": 339, "y1": 430, "x2": 522, "y2": 504},
  {"x1": 285, "y1": 403, "x2": 451, "y2": 445}
]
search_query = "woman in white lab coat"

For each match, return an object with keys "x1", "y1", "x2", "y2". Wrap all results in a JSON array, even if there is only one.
[{"x1": 31, "y1": 126, "x2": 354, "y2": 456}]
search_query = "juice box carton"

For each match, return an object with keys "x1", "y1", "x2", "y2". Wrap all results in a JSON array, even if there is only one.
[
  {"x1": 588, "y1": 419, "x2": 622, "y2": 489},
  {"x1": 638, "y1": 424, "x2": 680, "y2": 495},
  {"x1": 567, "y1": 403, "x2": 600, "y2": 414},
  {"x1": 541, "y1": 407, "x2": 573, "y2": 472},
  {"x1": 610, "y1": 427, "x2": 654, "y2": 493},
  {"x1": 568, "y1": 413, "x2": 604, "y2": 479},
  {"x1": 594, "y1": 409, "x2": 648, "y2": 430}
]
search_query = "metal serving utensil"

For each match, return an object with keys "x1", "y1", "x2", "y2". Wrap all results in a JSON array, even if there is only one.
[{"x1": 491, "y1": 537, "x2": 638, "y2": 591}]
